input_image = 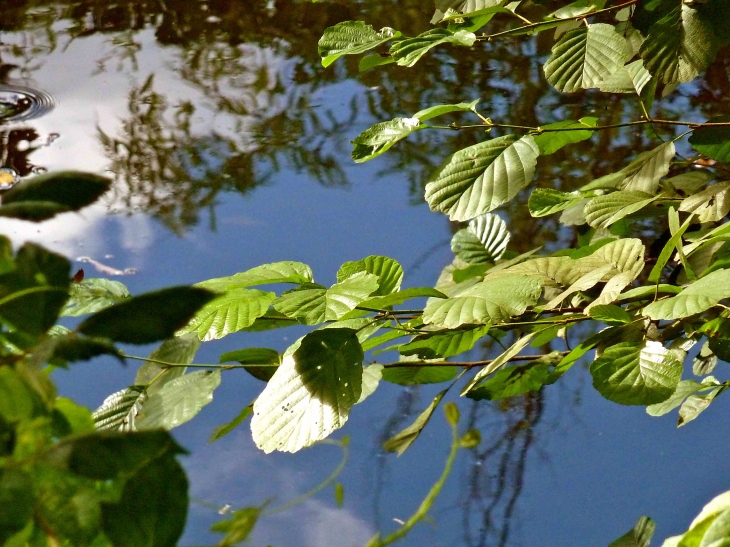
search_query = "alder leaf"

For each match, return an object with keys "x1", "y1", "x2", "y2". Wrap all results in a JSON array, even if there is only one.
[
  {"x1": 643, "y1": 269, "x2": 730, "y2": 320},
  {"x1": 619, "y1": 142, "x2": 675, "y2": 194},
  {"x1": 196, "y1": 261, "x2": 313, "y2": 292},
  {"x1": 689, "y1": 116, "x2": 730, "y2": 163},
  {"x1": 598, "y1": 60, "x2": 652, "y2": 94},
  {"x1": 532, "y1": 117, "x2": 598, "y2": 155},
  {"x1": 390, "y1": 29, "x2": 476, "y2": 67},
  {"x1": 337, "y1": 256, "x2": 403, "y2": 296},
  {"x1": 351, "y1": 118, "x2": 422, "y2": 163},
  {"x1": 544, "y1": 23, "x2": 630, "y2": 92},
  {"x1": 528, "y1": 189, "x2": 584, "y2": 217},
  {"x1": 584, "y1": 191, "x2": 658, "y2": 228},
  {"x1": 382, "y1": 389, "x2": 447, "y2": 456},
  {"x1": 251, "y1": 329, "x2": 363, "y2": 453},
  {"x1": 450, "y1": 213, "x2": 510, "y2": 265},
  {"x1": 590, "y1": 341, "x2": 682, "y2": 405},
  {"x1": 318, "y1": 21, "x2": 401, "y2": 67},
  {"x1": 425, "y1": 134, "x2": 539, "y2": 222}
]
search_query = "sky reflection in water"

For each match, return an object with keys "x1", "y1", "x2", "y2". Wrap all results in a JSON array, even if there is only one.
[{"x1": 1, "y1": 2, "x2": 729, "y2": 546}]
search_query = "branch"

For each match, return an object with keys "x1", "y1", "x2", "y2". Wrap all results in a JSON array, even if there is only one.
[{"x1": 379, "y1": 352, "x2": 569, "y2": 368}]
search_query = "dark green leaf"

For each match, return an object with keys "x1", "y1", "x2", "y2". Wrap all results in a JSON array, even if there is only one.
[
  {"x1": 383, "y1": 389, "x2": 447, "y2": 456},
  {"x1": 398, "y1": 326, "x2": 489, "y2": 359},
  {"x1": 102, "y1": 453, "x2": 188, "y2": 547},
  {"x1": 689, "y1": 116, "x2": 730, "y2": 163},
  {"x1": 135, "y1": 333, "x2": 201, "y2": 392},
  {"x1": 532, "y1": 117, "x2": 597, "y2": 154},
  {"x1": 466, "y1": 364, "x2": 551, "y2": 401},
  {"x1": 0, "y1": 469, "x2": 34, "y2": 543},
  {"x1": 318, "y1": 21, "x2": 401, "y2": 68},
  {"x1": 209, "y1": 404, "x2": 254, "y2": 443},
  {"x1": 352, "y1": 118, "x2": 422, "y2": 163},
  {"x1": 382, "y1": 364, "x2": 458, "y2": 385},
  {"x1": 51, "y1": 334, "x2": 123, "y2": 364},
  {"x1": 78, "y1": 287, "x2": 217, "y2": 344},
  {"x1": 220, "y1": 348, "x2": 280, "y2": 382},
  {"x1": 608, "y1": 516, "x2": 655, "y2": 547},
  {"x1": 211, "y1": 507, "x2": 261, "y2": 545}
]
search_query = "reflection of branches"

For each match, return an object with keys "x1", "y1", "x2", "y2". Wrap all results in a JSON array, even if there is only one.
[{"x1": 461, "y1": 392, "x2": 544, "y2": 547}]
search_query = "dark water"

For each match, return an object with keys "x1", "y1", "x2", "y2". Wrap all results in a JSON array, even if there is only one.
[{"x1": 1, "y1": 2, "x2": 730, "y2": 546}]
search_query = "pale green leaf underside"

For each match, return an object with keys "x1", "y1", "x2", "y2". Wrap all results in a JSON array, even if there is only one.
[
  {"x1": 598, "y1": 59, "x2": 652, "y2": 94},
  {"x1": 425, "y1": 134, "x2": 539, "y2": 221},
  {"x1": 136, "y1": 371, "x2": 221, "y2": 430},
  {"x1": 423, "y1": 275, "x2": 541, "y2": 328},
  {"x1": 643, "y1": 269, "x2": 730, "y2": 320},
  {"x1": 62, "y1": 278, "x2": 131, "y2": 317},
  {"x1": 451, "y1": 212, "x2": 510, "y2": 264},
  {"x1": 135, "y1": 333, "x2": 201, "y2": 395},
  {"x1": 251, "y1": 329, "x2": 363, "y2": 454},
  {"x1": 620, "y1": 142, "x2": 676, "y2": 194},
  {"x1": 528, "y1": 188, "x2": 584, "y2": 217},
  {"x1": 92, "y1": 386, "x2": 146, "y2": 431},
  {"x1": 544, "y1": 23, "x2": 630, "y2": 92},
  {"x1": 584, "y1": 191, "x2": 658, "y2": 228}
]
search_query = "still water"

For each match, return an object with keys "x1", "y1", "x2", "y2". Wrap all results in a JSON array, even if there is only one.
[{"x1": 1, "y1": 2, "x2": 729, "y2": 546}]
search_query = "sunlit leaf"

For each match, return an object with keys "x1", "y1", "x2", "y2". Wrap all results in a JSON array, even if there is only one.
[
  {"x1": 532, "y1": 117, "x2": 598, "y2": 154},
  {"x1": 643, "y1": 269, "x2": 730, "y2": 320},
  {"x1": 177, "y1": 289, "x2": 275, "y2": 342},
  {"x1": 382, "y1": 389, "x2": 447, "y2": 456},
  {"x1": 390, "y1": 28, "x2": 476, "y2": 67},
  {"x1": 354, "y1": 287, "x2": 446, "y2": 311},
  {"x1": 425, "y1": 134, "x2": 539, "y2": 221},
  {"x1": 337, "y1": 256, "x2": 403, "y2": 295},
  {"x1": 318, "y1": 21, "x2": 401, "y2": 68},
  {"x1": 398, "y1": 325, "x2": 490, "y2": 359},
  {"x1": 413, "y1": 100, "x2": 479, "y2": 122},
  {"x1": 584, "y1": 191, "x2": 658, "y2": 228},
  {"x1": 544, "y1": 23, "x2": 630, "y2": 92},
  {"x1": 273, "y1": 272, "x2": 379, "y2": 325},
  {"x1": 587, "y1": 304, "x2": 632, "y2": 325},
  {"x1": 251, "y1": 329, "x2": 363, "y2": 453},
  {"x1": 461, "y1": 332, "x2": 535, "y2": 395},
  {"x1": 351, "y1": 118, "x2": 422, "y2": 163},
  {"x1": 451, "y1": 213, "x2": 510, "y2": 265},
  {"x1": 678, "y1": 181, "x2": 730, "y2": 223},
  {"x1": 590, "y1": 341, "x2": 682, "y2": 405},
  {"x1": 357, "y1": 364, "x2": 383, "y2": 403},
  {"x1": 93, "y1": 386, "x2": 147, "y2": 431},
  {"x1": 79, "y1": 287, "x2": 217, "y2": 345},
  {"x1": 135, "y1": 333, "x2": 201, "y2": 393},
  {"x1": 196, "y1": 261, "x2": 313, "y2": 292},
  {"x1": 210, "y1": 404, "x2": 253, "y2": 442},
  {"x1": 550, "y1": 0, "x2": 605, "y2": 19},
  {"x1": 423, "y1": 275, "x2": 541, "y2": 328},
  {"x1": 528, "y1": 189, "x2": 584, "y2": 217},
  {"x1": 465, "y1": 363, "x2": 551, "y2": 400},
  {"x1": 608, "y1": 516, "x2": 655, "y2": 547},
  {"x1": 678, "y1": 382, "x2": 724, "y2": 427},
  {"x1": 619, "y1": 142, "x2": 675, "y2": 194},
  {"x1": 598, "y1": 60, "x2": 652, "y2": 94},
  {"x1": 646, "y1": 379, "x2": 704, "y2": 417}
]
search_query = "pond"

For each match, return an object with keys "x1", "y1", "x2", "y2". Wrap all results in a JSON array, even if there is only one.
[{"x1": 1, "y1": 2, "x2": 730, "y2": 546}]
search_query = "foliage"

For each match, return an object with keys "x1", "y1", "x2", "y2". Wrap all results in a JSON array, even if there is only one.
[{"x1": 3, "y1": 0, "x2": 730, "y2": 545}]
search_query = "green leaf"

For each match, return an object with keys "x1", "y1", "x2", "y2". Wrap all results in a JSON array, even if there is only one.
[
  {"x1": 689, "y1": 116, "x2": 730, "y2": 163},
  {"x1": 398, "y1": 325, "x2": 490, "y2": 359},
  {"x1": 196, "y1": 261, "x2": 313, "y2": 292},
  {"x1": 355, "y1": 287, "x2": 446, "y2": 311},
  {"x1": 53, "y1": 397, "x2": 95, "y2": 435},
  {"x1": 337, "y1": 256, "x2": 403, "y2": 296},
  {"x1": 679, "y1": 181, "x2": 730, "y2": 223},
  {"x1": 0, "y1": 243, "x2": 70, "y2": 336},
  {"x1": 648, "y1": 208, "x2": 692, "y2": 283},
  {"x1": 135, "y1": 334, "x2": 201, "y2": 393},
  {"x1": 79, "y1": 287, "x2": 217, "y2": 345},
  {"x1": 273, "y1": 272, "x2": 379, "y2": 325},
  {"x1": 413, "y1": 99, "x2": 479, "y2": 122},
  {"x1": 0, "y1": 366, "x2": 35, "y2": 423},
  {"x1": 101, "y1": 453, "x2": 188, "y2": 547},
  {"x1": 465, "y1": 363, "x2": 551, "y2": 400},
  {"x1": 382, "y1": 363, "x2": 457, "y2": 385},
  {"x1": 136, "y1": 371, "x2": 221, "y2": 430},
  {"x1": 351, "y1": 118, "x2": 422, "y2": 163},
  {"x1": 47, "y1": 430, "x2": 185, "y2": 480},
  {"x1": 590, "y1": 341, "x2": 682, "y2": 405},
  {"x1": 532, "y1": 117, "x2": 598, "y2": 154},
  {"x1": 640, "y1": 4, "x2": 718, "y2": 84},
  {"x1": 219, "y1": 348, "x2": 280, "y2": 382},
  {"x1": 619, "y1": 142, "x2": 675, "y2": 194},
  {"x1": 382, "y1": 388, "x2": 447, "y2": 456},
  {"x1": 584, "y1": 191, "x2": 658, "y2": 228},
  {"x1": 451, "y1": 213, "x2": 510, "y2": 265},
  {"x1": 461, "y1": 332, "x2": 535, "y2": 395},
  {"x1": 62, "y1": 278, "x2": 130, "y2": 317},
  {"x1": 528, "y1": 188, "x2": 584, "y2": 217},
  {"x1": 51, "y1": 334, "x2": 123, "y2": 364},
  {"x1": 0, "y1": 171, "x2": 111, "y2": 222},
  {"x1": 423, "y1": 275, "x2": 542, "y2": 328},
  {"x1": 93, "y1": 386, "x2": 147, "y2": 431},
  {"x1": 588, "y1": 304, "x2": 632, "y2": 325},
  {"x1": 550, "y1": 0, "x2": 605, "y2": 19},
  {"x1": 390, "y1": 28, "x2": 476, "y2": 67},
  {"x1": 646, "y1": 379, "x2": 704, "y2": 417},
  {"x1": 211, "y1": 507, "x2": 261, "y2": 545},
  {"x1": 318, "y1": 21, "x2": 401, "y2": 68},
  {"x1": 608, "y1": 516, "x2": 655, "y2": 547},
  {"x1": 176, "y1": 289, "x2": 276, "y2": 341},
  {"x1": 0, "y1": 469, "x2": 34, "y2": 543},
  {"x1": 644, "y1": 269, "x2": 730, "y2": 320},
  {"x1": 678, "y1": 382, "x2": 724, "y2": 427},
  {"x1": 359, "y1": 53, "x2": 396, "y2": 72},
  {"x1": 251, "y1": 329, "x2": 363, "y2": 453},
  {"x1": 425, "y1": 134, "x2": 540, "y2": 221},
  {"x1": 544, "y1": 23, "x2": 630, "y2": 92},
  {"x1": 357, "y1": 364, "x2": 383, "y2": 403},
  {"x1": 209, "y1": 403, "x2": 253, "y2": 442},
  {"x1": 598, "y1": 60, "x2": 652, "y2": 94}
]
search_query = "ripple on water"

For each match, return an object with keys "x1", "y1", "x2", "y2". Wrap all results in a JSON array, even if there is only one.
[{"x1": 0, "y1": 84, "x2": 56, "y2": 122}]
